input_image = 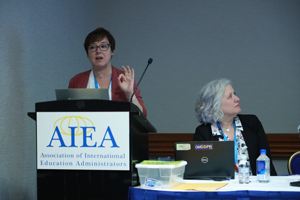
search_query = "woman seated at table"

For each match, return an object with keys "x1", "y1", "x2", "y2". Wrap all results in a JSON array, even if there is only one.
[
  {"x1": 193, "y1": 78, "x2": 277, "y2": 175},
  {"x1": 68, "y1": 27, "x2": 147, "y2": 117}
]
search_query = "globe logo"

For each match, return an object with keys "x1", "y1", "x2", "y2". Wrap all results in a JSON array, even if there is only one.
[{"x1": 54, "y1": 116, "x2": 94, "y2": 136}]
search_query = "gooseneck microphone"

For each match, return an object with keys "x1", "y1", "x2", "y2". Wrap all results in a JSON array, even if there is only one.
[{"x1": 130, "y1": 58, "x2": 153, "y2": 103}]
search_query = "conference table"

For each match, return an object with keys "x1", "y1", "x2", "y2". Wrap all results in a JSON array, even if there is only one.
[{"x1": 128, "y1": 175, "x2": 300, "y2": 200}]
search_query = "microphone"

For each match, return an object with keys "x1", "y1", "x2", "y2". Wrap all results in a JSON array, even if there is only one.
[
  {"x1": 298, "y1": 125, "x2": 300, "y2": 137},
  {"x1": 130, "y1": 58, "x2": 153, "y2": 103}
]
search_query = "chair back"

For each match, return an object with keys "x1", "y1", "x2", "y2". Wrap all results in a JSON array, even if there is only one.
[{"x1": 288, "y1": 151, "x2": 300, "y2": 174}]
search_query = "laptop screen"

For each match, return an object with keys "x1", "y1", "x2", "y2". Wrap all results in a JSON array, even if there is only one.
[
  {"x1": 55, "y1": 89, "x2": 109, "y2": 100},
  {"x1": 175, "y1": 141, "x2": 234, "y2": 180}
]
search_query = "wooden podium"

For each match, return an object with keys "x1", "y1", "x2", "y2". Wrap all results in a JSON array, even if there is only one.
[{"x1": 28, "y1": 100, "x2": 156, "y2": 200}]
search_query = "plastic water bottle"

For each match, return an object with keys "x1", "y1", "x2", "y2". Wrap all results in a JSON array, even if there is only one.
[
  {"x1": 256, "y1": 149, "x2": 270, "y2": 183},
  {"x1": 238, "y1": 157, "x2": 250, "y2": 184}
]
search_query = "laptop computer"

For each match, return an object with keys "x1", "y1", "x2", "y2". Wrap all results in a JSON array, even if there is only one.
[
  {"x1": 55, "y1": 89, "x2": 109, "y2": 100},
  {"x1": 175, "y1": 141, "x2": 234, "y2": 180}
]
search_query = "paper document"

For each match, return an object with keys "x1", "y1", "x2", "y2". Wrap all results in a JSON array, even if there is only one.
[{"x1": 170, "y1": 183, "x2": 228, "y2": 191}]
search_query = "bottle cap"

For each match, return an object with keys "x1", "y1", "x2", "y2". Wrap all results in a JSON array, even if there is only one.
[{"x1": 260, "y1": 149, "x2": 266, "y2": 154}]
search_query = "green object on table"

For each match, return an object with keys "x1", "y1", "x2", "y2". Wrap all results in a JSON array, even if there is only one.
[{"x1": 138, "y1": 160, "x2": 183, "y2": 165}]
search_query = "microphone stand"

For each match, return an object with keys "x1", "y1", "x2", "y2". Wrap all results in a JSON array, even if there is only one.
[{"x1": 130, "y1": 58, "x2": 153, "y2": 103}]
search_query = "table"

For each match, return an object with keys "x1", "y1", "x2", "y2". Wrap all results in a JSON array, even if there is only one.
[{"x1": 128, "y1": 176, "x2": 300, "y2": 200}]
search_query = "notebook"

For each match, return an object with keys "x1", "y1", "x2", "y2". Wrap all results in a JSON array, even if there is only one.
[
  {"x1": 55, "y1": 89, "x2": 109, "y2": 100},
  {"x1": 175, "y1": 141, "x2": 234, "y2": 180}
]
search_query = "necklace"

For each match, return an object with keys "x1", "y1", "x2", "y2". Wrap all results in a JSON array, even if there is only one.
[
  {"x1": 220, "y1": 123, "x2": 231, "y2": 132},
  {"x1": 94, "y1": 73, "x2": 111, "y2": 79},
  {"x1": 217, "y1": 121, "x2": 233, "y2": 133}
]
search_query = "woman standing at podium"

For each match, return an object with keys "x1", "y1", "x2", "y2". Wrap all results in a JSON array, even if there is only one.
[
  {"x1": 193, "y1": 78, "x2": 277, "y2": 175},
  {"x1": 68, "y1": 28, "x2": 147, "y2": 117}
]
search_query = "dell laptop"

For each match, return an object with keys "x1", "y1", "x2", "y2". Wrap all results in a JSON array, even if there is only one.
[{"x1": 175, "y1": 141, "x2": 234, "y2": 180}]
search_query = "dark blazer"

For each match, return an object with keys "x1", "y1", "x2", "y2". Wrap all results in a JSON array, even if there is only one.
[{"x1": 193, "y1": 114, "x2": 277, "y2": 176}]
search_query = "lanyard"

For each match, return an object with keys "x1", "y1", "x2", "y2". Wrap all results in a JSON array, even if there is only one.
[
  {"x1": 217, "y1": 121, "x2": 237, "y2": 165},
  {"x1": 93, "y1": 72, "x2": 112, "y2": 90}
]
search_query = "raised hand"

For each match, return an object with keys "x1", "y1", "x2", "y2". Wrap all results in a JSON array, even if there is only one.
[{"x1": 117, "y1": 65, "x2": 135, "y2": 100}]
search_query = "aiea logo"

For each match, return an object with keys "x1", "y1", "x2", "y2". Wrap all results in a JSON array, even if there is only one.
[{"x1": 47, "y1": 115, "x2": 119, "y2": 148}]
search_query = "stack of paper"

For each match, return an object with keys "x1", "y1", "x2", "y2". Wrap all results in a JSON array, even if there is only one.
[{"x1": 170, "y1": 183, "x2": 228, "y2": 191}]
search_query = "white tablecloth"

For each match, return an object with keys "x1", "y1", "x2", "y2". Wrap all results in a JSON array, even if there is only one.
[{"x1": 182, "y1": 175, "x2": 300, "y2": 192}]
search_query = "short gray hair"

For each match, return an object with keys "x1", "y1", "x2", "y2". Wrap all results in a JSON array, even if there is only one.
[{"x1": 195, "y1": 78, "x2": 231, "y2": 124}]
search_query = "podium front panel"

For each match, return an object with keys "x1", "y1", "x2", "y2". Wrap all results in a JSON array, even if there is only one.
[
  {"x1": 37, "y1": 111, "x2": 130, "y2": 171},
  {"x1": 30, "y1": 100, "x2": 156, "y2": 200}
]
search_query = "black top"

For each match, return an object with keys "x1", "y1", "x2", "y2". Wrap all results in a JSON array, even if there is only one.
[{"x1": 193, "y1": 114, "x2": 277, "y2": 176}]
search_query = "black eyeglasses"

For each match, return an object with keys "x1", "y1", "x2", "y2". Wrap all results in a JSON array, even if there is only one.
[{"x1": 88, "y1": 44, "x2": 111, "y2": 52}]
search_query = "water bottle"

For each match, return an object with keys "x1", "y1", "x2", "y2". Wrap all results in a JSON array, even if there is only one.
[
  {"x1": 256, "y1": 149, "x2": 270, "y2": 183},
  {"x1": 238, "y1": 157, "x2": 250, "y2": 184}
]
